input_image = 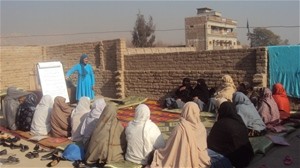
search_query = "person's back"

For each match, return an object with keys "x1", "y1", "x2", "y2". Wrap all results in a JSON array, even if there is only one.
[
  {"x1": 125, "y1": 104, "x2": 165, "y2": 165},
  {"x1": 208, "y1": 102, "x2": 254, "y2": 168},
  {"x1": 233, "y1": 92, "x2": 266, "y2": 136},
  {"x1": 50, "y1": 96, "x2": 73, "y2": 138},
  {"x1": 272, "y1": 83, "x2": 291, "y2": 120},
  {"x1": 3, "y1": 87, "x2": 29, "y2": 130},
  {"x1": 151, "y1": 102, "x2": 211, "y2": 168},
  {"x1": 16, "y1": 93, "x2": 38, "y2": 131}
]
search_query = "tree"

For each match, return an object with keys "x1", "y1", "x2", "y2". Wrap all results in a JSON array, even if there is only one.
[
  {"x1": 131, "y1": 11, "x2": 155, "y2": 47},
  {"x1": 248, "y1": 27, "x2": 289, "y2": 47}
]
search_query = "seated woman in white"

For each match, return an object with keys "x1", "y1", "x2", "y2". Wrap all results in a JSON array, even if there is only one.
[
  {"x1": 30, "y1": 95, "x2": 54, "y2": 136},
  {"x1": 125, "y1": 104, "x2": 165, "y2": 166}
]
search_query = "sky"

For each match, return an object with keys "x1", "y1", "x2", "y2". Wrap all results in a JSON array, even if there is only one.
[{"x1": 1, "y1": 0, "x2": 299, "y2": 46}]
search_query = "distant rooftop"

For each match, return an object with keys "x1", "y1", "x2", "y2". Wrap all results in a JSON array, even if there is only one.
[{"x1": 197, "y1": 7, "x2": 222, "y2": 17}]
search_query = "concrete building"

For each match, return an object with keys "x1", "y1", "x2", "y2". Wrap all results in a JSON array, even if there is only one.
[{"x1": 185, "y1": 7, "x2": 239, "y2": 50}]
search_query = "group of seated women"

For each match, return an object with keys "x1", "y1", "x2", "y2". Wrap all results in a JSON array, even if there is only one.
[{"x1": 1, "y1": 76, "x2": 292, "y2": 167}]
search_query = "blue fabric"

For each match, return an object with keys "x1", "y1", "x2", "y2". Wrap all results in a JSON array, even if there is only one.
[
  {"x1": 62, "y1": 144, "x2": 85, "y2": 161},
  {"x1": 208, "y1": 149, "x2": 233, "y2": 168},
  {"x1": 268, "y1": 45, "x2": 300, "y2": 98},
  {"x1": 66, "y1": 63, "x2": 95, "y2": 101}
]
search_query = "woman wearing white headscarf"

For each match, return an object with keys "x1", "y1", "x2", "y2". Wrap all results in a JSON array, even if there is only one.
[
  {"x1": 30, "y1": 95, "x2": 54, "y2": 136},
  {"x1": 80, "y1": 98, "x2": 106, "y2": 144},
  {"x1": 151, "y1": 102, "x2": 211, "y2": 168},
  {"x1": 71, "y1": 97, "x2": 91, "y2": 142},
  {"x1": 125, "y1": 104, "x2": 165, "y2": 165}
]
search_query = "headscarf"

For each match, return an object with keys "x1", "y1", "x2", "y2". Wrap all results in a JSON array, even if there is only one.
[
  {"x1": 233, "y1": 92, "x2": 266, "y2": 131},
  {"x1": 125, "y1": 104, "x2": 165, "y2": 165},
  {"x1": 272, "y1": 83, "x2": 291, "y2": 119},
  {"x1": 85, "y1": 103, "x2": 126, "y2": 164},
  {"x1": 30, "y1": 95, "x2": 54, "y2": 136},
  {"x1": 3, "y1": 87, "x2": 30, "y2": 130},
  {"x1": 80, "y1": 98, "x2": 106, "y2": 143},
  {"x1": 215, "y1": 74, "x2": 236, "y2": 101},
  {"x1": 208, "y1": 101, "x2": 254, "y2": 168},
  {"x1": 80, "y1": 54, "x2": 88, "y2": 77},
  {"x1": 257, "y1": 88, "x2": 280, "y2": 125},
  {"x1": 151, "y1": 102, "x2": 211, "y2": 168},
  {"x1": 50, "y1": 96, "x2": 74, "y2": 137},
  {"x1": 71, "y1": 97, "x2": 91, "y2": 142}
]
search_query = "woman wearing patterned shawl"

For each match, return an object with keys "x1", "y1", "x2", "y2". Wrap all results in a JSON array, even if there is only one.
[
  {"x1": 70, "y1": 97, "x2": 91, "y2": 142},
  {"x1": 125, "y1": 104, "x2": 165, "y2": 165},
  {"x1": 16, "y1": 93, "x2": 38, "y2": 131},
  {"x1": 66, "y1": 54, "x2": 95, "y2": 101},
  {"x1": 151, "y1": 102, "x2": 211, "y2": 168},
  {"x1": 257, "y1": 88, "x2": 280, "y2": 128},
  {"x1": 85, "y1": 103, "x2": 126, "y2": 166},
  {"x1": 31, "y1": 95, "x2": 54, "y2": 136},
  {"x1": 272, "y1": 83, "x2": 291, "y2": 120},
  {"x1": 215, "y1": 74, "x2": 236, "y2": 102},
  {"x1": 208, "y1": 102, "x2": 254, "y2": 168},
  {"x1": 233, "y1": 92, "x2": 266, "y2": 137},
  {"x1": 2, "y1": 87, "x2": 30, "y2": 130},
  {"x1": 80, "y1": 98, "x2": 106, "y2": 145},
  {"x1": 50, "y1": 96, "x2": 74, "y2": 138}
]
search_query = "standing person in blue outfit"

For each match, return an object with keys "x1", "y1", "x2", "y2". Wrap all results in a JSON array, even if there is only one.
[{"x1": 66, "y1": 54, "x2": 95, "y2": 101}]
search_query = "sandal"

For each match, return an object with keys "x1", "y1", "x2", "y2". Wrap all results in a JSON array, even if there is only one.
[
  {"x1": 0, "y1": 149, "x2": 7, "y2": 156},
  {"x1": 46, "y1": 156, "x2": 60, "y2": 167},
  {"x1": 25, "y1": 151, "x2": 39, "y2": 159},
  {"x1": 0, "y1": 156, "x2": 20, "y2": 165},
  {"x1": 20, "y1": 144, "x2": 29, "y2": 152},
  {"x1": 34, "y1": 144, "x2": 40, "y2": 151},
  {"x1": 283, "y1": 155, "x2": 293, "y2": 165}
]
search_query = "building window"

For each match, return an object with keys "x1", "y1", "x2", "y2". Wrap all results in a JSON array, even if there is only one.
[
  {"x1": 190, "y1": 25, "x2": 194, "y2": 28},
  {"x1": 209, "y1": 41, "x2": 212, "y2": 45}
]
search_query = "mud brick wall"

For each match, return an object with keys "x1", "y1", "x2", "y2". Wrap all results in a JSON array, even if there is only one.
[
  {"x1": 0, "y1": 46, "x2": 45, "y2": 90},
  {"x1": 124, "y1": 48, "x2": 261, "y2": 101}
]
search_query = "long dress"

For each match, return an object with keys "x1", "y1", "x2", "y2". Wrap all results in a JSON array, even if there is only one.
[{"x1": 66, "y1": 63, "x2": 95, "y2": 101}]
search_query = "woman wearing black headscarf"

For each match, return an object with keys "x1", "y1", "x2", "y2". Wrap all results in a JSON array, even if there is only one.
[{"x1": 207, "y1": 102, "x2": 254, "y2": 168}]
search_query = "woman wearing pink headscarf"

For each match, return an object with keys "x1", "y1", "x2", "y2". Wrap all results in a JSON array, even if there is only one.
[
  {"x1": 151, "y1": 102, "x2": 211, "y2": 168},
  {"x1": 257, "y1": 88, "x2": 280, "y2": 129},
  {"x1": 272, "y1": 83, "x2": 291, "y2": 120}
]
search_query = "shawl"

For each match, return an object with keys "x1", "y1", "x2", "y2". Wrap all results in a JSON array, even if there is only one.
[
  {"x1": 16, "y1": 93, "x2": 38, "y2": 131},
  {"x1": 257, "y1": 88, "x2": 280, "y2": 125},
  {"x1": 272, "y1": 83, "x2": 291, "y2": 119},
  {"x1": 50, "y1": 96, "x2": 74, "y2": 138},
  {"x1": 71, "y1": 97, "x2": 91, "y2": 142},
  {"x1": 80, "y1": 98, "x2": 106, "y2": 143},
  {"x1": 215, "y1": 75, "x2": 236, "y2": 102},
  {"x1": 151, "y1": 102, "x2": 211, "y2": 168},
  {"x1": 208, "y1": 102, "x2": 254, "y2": 168},
  {"x1": 2, "y1": 87, "x2": 30, "y2": 130},
  {"x1": 233, "y1": 92, "x2": 266, "y2": 131},
  {"x1": 125, "y1": 104, "x2": 165, "y2": 165},
  {"x1": 85, "y1": 103, "x2": 126, "y2": 164},
  {"x1": 30, "y1": 95, "x2": 54, "y2": 136},
  {"x1": 80, "y1": 54, "x2": 88, "y2": 77}
]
